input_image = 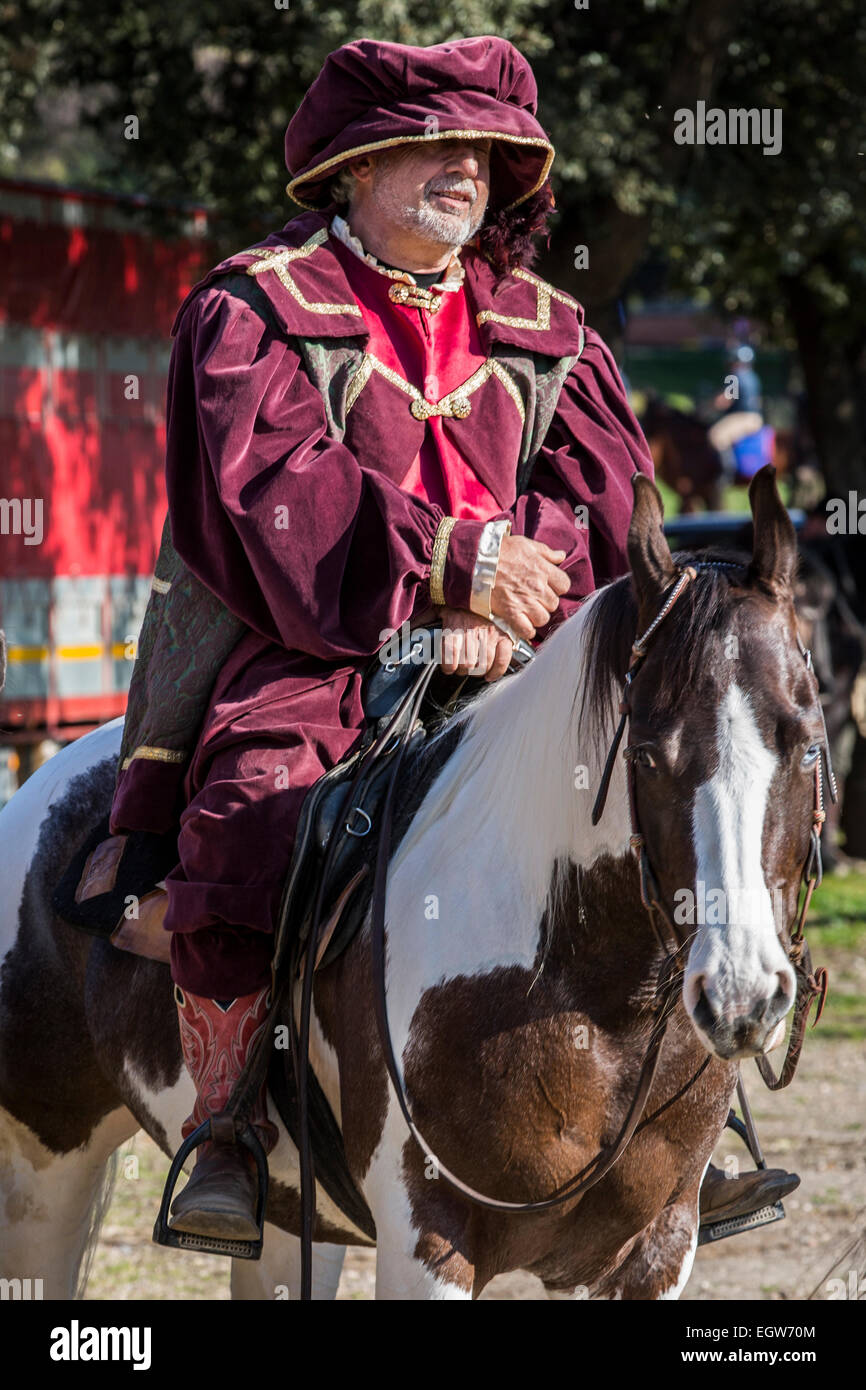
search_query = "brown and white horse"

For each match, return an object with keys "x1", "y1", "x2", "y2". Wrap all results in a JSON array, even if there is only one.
[{"x1": 0, "y1": 469, "x2": 822, "y2": 1299}]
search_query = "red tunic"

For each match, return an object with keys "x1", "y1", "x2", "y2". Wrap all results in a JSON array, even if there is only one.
[{"x1": 110, "y1": 212, "x2": 653, "y2": 996}]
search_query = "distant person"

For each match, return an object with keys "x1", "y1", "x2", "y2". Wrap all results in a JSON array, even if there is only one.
[{"x1": 709, "y1": 345, "x2": 764, "y2": 478}]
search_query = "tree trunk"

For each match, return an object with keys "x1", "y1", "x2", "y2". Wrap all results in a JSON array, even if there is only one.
[{"x1": 781, "y1": 272, "x2": 866, "y2": 499}]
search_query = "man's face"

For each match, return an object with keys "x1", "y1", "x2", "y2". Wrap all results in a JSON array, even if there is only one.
[{"x1": 356, "y1": 138, "x2": 492, "y2": 249}]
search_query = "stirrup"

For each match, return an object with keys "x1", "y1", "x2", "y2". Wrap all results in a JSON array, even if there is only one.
[
  {"x1": 698, "y1": 1201, "x2": 786, "y2": 1245},
  {"x1": 152, "y1": 1117, "x2": 269, "y2": 1260},
  {"x1": 697, "y1": 1109, "x2": 786, "y2": 1247}
]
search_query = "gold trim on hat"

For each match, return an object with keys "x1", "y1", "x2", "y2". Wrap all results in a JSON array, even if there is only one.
[
  {"x1": 286, "y1": 130, "x2": 554, "y2": 213},
  {"x1": 244, "y1": 230, "x2": 363, "y2": 316},
  {"x1": 345, "y1": 351, "x2": 525, "y2": 425}
]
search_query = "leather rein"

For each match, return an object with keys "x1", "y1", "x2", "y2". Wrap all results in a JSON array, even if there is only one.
[{"x1": 367, "y1": 568, "x2": 703, "y2": 1222}]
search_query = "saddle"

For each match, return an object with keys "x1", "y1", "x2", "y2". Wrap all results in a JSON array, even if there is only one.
[{"x1": 54, "y1": 626, "x2": 531, "y2": 969}]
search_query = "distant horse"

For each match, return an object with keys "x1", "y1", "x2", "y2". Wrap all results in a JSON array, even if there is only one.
[
  {"x1": 642, "y1": 395, "x2": 724, "y2": 513},
  {"x1": 0, "y1": 469, "x2": 825, "y2": 1299}
]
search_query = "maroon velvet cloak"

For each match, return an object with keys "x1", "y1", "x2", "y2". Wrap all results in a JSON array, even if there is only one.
[{"x1": 110, "y1": 212, "x2": 653, "y2": 994}]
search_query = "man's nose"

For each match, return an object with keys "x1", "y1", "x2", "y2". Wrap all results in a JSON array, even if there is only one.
[{"x1": 446, "y1": 148, "x2": 482, "y2": 179}]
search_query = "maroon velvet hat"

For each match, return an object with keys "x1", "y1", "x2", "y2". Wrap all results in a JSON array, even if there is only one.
[{"x1": 285, "y1": 36, "x2": 554, "y2": 213}]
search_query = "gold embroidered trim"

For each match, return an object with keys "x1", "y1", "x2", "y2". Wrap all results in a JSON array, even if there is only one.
[
  {"x1": 287, "y1": 131, "x2": 554, "y2": 214},
  {"x1": 245, "y1": 231, "x2": 363, "y2": 317},
  {"x1": 345, "y1": 353, "x2": 525, "y2": 425},
  {"x1": 121, "y1": 745, "x2": 187, "y2": 771},
  {"x1": 151, "y1": 577, "x2": 171, "y2": 595},
  {"x1": 476, "y1": 267, "x2": 581, "y2": 334},
  {"x1": 430, "y1": 516, "x2": 458, "y2": 607},
  {"x1": 488, "y1": 360, "x2": 527, "y2": 421}
]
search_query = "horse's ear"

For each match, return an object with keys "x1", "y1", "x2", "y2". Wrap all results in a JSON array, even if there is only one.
[
  {"x1": 747, "y1": 465, "x2": 797, "y2": 598},
  {"x1": 628, "y1": 472, "x2": 676, "y2": 606}
]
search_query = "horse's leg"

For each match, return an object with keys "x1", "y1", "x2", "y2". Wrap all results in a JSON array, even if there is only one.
[
  {"x1": 0, "y1": 1103, "x2": 137, "y2": 1299},
  {"x1": 372, "y1": 1215, "x2": 474, "y2": 1301},
  {"x1": 230, "y1": 1229, "x2": 346, "y2": 1301},
  {"x1": 366, "y1": 1131, "x2": 474, "y2": 1300},
  {"x1": 579, "y1": 1191, "x2": 702, "y2": 1301}
]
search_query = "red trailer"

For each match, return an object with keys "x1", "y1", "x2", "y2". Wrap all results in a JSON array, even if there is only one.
[{"x1": 0, "y1": 178, "x2": 211, "y2": 792}]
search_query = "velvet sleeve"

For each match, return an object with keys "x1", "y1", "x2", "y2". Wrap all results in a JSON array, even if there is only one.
[
  {"x1": 166, "y1": 284, "x2": 447, "y2": 661},
  {"x1": 442, "y1": 327, "x2": 654, "y2": 638}
]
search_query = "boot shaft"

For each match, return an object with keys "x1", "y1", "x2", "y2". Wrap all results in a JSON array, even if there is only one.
[{"x1": 175, "y1": 985, "x2": 278, "y2": 1151}]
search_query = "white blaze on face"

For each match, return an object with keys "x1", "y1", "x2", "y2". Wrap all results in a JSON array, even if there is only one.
[{"x1": 684, "y1": 684, "x2": 795, "y2": 1044}]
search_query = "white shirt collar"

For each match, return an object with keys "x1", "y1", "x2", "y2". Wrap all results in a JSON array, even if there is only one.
[{"x1": 329, "y1": 213, "x2": 465, "y2": 293}]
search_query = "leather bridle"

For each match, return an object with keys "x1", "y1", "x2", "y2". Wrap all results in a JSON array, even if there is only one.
[{"x1": 591, "y1": 562, "x2": 833, "y2": 1090}]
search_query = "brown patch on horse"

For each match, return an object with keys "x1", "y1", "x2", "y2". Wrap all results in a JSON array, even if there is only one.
[
  {"x1": 0, "y1": 757, "x2": 138, "y2": 1154},
  {"x1": 399, "y1": 858, "x2": 734, "y2": 1294}
]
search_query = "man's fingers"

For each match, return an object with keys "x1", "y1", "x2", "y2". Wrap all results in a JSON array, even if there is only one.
[
  {"x1": 508, "y1": 612, "x2": 536, "y2": 642},
  {"x1": 525, "y1": 599, "x2": 552, "y2": 630},
  {"x1": 547, "y1": 563, "x2": 572, "y2": 595},
  {"x1": 462, "y1": 628, "x2": 480, "y2": 673},
  {"x1": 469, "y1": 628, "x2": 492, "y2": 677},
  {"x1": 440, "y1": 624, "x2": 462, "y2": 674},
  {"x1": 485, "y1": 635, "x2": 513, "y2": 682}
]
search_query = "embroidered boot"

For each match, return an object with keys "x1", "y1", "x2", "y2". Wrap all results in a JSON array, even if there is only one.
[{"x1": 168, "y1": 986, "x2": 278, "y2": 1241}]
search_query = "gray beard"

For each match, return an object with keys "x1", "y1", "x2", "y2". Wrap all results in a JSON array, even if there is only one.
[{"x1": 369, "y1": 178, "x2": 486, "y2": 250}]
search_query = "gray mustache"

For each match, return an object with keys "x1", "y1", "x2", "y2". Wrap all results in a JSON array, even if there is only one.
[{"x1": 428, "y1": 185, "x2": 475, "y2": 203}]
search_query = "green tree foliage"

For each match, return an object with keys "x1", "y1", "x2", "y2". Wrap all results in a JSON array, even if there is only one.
[{"x1": 2, "y1": 0, "x2": 864, "y2": 484}]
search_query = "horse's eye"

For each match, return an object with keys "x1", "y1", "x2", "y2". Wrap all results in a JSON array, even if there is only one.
[
  {"x1": 802, "y1": 744, "x2": 821, "y2": 769},
  {"x1": 634, "y1": 748, "x2": 657, "y2": 769}
]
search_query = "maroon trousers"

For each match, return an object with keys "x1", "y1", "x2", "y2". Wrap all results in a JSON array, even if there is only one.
[{"x1": 164, "y1": 629, "x2": 368, "y2": 997}]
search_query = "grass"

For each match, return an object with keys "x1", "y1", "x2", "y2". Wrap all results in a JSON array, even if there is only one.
[
  {"x1": 656, "y1": 478, "x2": 791, "y2": 518},
  {"x1": 800, "y1": 869, "x2": 866, "y2": 1041},
  {"x1": 809, "y1": 870, "x2": 866, "y2": 949}
]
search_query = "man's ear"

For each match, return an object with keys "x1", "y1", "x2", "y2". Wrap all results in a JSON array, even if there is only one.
[{"x1": 346, "y1": 156, "x2": 375, "y2": 185}]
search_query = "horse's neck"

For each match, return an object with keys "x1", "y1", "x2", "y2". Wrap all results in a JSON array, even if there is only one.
[{"x1": 389, "y1": 602, "x2": 633, "y2": 983}]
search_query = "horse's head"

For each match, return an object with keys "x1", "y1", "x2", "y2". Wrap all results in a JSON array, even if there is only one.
[{"x1": 623, "y1": 466, "x2": 826, "y2": 1060}]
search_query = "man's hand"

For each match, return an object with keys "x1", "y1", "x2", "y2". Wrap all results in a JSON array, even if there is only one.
[
  {"x1": 490, "y1": 535, "x2": 571, "y2": 641},
  {"x1": 436, "y1": 607, "x2": 515, "y2": 682}
]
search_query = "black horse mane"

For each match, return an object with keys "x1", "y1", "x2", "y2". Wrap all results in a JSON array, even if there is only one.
[{"x1": 579, "y1": 549, "x2": 753, "y2": 745}]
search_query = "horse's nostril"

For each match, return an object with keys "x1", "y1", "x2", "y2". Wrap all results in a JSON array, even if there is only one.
[
  {"x1": 693, "y1": 985, "x2": 716, "y2": 1036},
  {"x1": 776, "y1": 969, "x2": 795, "y2": 1004}
]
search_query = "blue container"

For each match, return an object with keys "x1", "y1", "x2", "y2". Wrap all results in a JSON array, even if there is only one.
[{"x1": 733, "y1": 425, "x2": 774, "y2": 479}]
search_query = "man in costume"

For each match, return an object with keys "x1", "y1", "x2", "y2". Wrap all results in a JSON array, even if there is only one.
[{"x1": 109, "y1": 35, "x2": 797, "y2": 1243}]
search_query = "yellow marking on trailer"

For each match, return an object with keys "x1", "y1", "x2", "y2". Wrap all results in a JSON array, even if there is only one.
[
  {"x1": 55, "y1": 644, "x2": 104, "y2": 660},
  {"x1": 6, "y1": 645, "x2": 49, "y2": 661},
  {"x1": 6, "y1": 643, "x2": 135, "y2": 661}
]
